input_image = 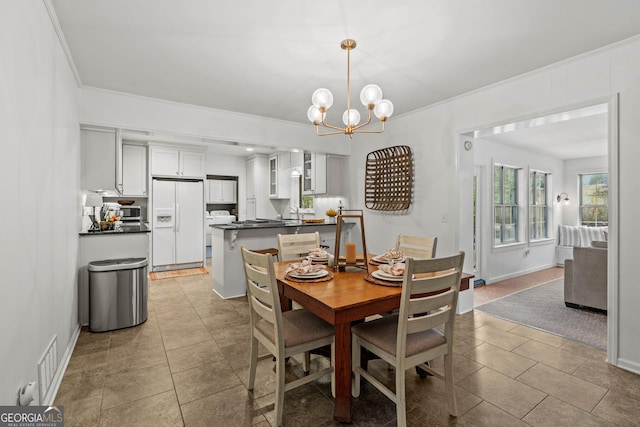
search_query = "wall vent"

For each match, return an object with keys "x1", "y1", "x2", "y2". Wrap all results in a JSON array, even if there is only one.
[{"x1": 37, "y1": 336, "x2": 58, "y2": 405}]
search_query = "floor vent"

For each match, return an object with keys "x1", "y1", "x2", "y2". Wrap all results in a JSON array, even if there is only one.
[{"x1": 37, "y1": 336, "x2": 58, "y2": 405}]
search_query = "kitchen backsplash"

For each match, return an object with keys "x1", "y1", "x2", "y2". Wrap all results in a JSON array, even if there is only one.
[{"x1": 278, "y1": 196, "x2": 349, "y2": 220}]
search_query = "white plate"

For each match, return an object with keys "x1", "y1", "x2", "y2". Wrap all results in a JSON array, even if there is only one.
[
  {"x1": 372, "y1": 270, "x2": 404, "y2": 282},
  {"x1": 289, "y1": 269, "x2": 329, "y2": 279},
  {"x1": 372, "y1": 255, "x2": 405, "y2": 264},
  {"x1": 307, "y1": 255, "x2": 330, "y2": 262}
]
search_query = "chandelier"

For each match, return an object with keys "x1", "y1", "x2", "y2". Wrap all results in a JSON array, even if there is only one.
[{"x1": 307, "y1": 39, "x2": 394, "y2": 138}]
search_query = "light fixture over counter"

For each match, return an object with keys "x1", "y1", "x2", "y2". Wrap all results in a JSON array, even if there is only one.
[{"x1": 307, "y1": 39, "x2": 393, "y2": 138}]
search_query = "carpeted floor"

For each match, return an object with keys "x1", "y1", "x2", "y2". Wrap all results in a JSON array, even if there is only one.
[{"x1": 475, "y1": 278, "x2": 607, "y2": 349}]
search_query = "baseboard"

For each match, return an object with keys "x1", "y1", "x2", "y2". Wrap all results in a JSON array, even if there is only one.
[
  {"x1": 614, "y1": 357, "x2": 640, "y2": 375},
  {"x1": 42, "y1": 325, "x2": 81, "y2": 405},
  {"x1": 486, "y1": 263, "x2": 557, "y2": 284}
]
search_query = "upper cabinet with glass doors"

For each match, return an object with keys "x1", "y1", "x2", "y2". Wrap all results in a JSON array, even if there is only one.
[{"x1": 269, "y1": 153, "x2": 292, "y2": 199}]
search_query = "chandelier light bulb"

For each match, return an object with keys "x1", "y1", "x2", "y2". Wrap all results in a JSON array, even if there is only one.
[
  {"x1": 311, "y1": 88, "x2": 333, "y2": 110},
  {"x1": 342, "y1": 109, "x2": 361, "y2": 127},
  {"x1": 307, "y1": 105, "x2": 323, "y2": 124},
  {"x1": 360, "y1": 84, "x2": 383, "y2": 107},
  {"x1": 374, "y1": 99, "x2": 394, "y2": 120}
]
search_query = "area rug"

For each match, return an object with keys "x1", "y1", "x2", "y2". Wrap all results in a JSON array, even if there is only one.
[
  {"x1": 475, "y1": 279, "x2": 607, "y2": 349},
  {"x1": 149, "y1": 267, "x2": 209, "y2": 280}
]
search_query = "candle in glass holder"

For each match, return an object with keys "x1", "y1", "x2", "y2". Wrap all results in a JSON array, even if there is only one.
[{"x1": 346, "y1": 242, "x2": 356, "y2": 263}]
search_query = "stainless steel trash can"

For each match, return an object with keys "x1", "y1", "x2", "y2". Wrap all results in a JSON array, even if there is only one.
[{"x1": 88, "y1": 257, "x2": 148, "y2": 332}]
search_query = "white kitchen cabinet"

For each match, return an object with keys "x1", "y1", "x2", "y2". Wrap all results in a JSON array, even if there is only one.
[
  {"x1": 208, "y1": 179, "x2": 236, "y2": 203},
  {"x1": 245, "y1": 155, "x2": 275, "y2": 219},
  {"x1": 150, "y1": 146, "x2": 205, "y2": 178},
  {"x1": 303, "y1": 151, "x2": 327, "y2": 195},
  {"x1": 121, "y1": 143, "x2": 147, "y2": 196},
  {"x1": 325, "y1": 155, "x2": 345, "y2": 196},
  {"x1": 269, "y1": 153, "x2": 291, "y2": 199},
  {"x1": 180, "y1": 151, "x2": 206, "y2": 178},
  {"x1": 81, "y1": 128, "x2": 117, "y2": 193},
  {"x1": 269, "y1": 155, "x2": 278, "y2": 198}
]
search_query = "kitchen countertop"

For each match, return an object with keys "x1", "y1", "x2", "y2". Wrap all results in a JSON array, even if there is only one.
[
  {"x1": 211, "y1": 220, "x2": 337, "y2": 230},
  {"x1": 79, "y1": 223, "x2": 151, "y2": 236}
]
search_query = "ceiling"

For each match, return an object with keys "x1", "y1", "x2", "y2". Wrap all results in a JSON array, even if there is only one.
[{"x1": 51, "y1": 1, "x2": 638, "y2": 157}]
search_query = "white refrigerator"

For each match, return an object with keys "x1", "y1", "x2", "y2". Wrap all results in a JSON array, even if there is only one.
[{"x1": 152, "y1": 179, "x2": 204, "y2": 271}]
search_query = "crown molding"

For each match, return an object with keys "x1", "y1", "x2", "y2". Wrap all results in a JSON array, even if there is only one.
[{"x1": 42, "y1": 0, "x2": 82, "y2": 87}]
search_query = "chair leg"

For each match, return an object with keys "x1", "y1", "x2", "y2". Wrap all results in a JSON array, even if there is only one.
[
  {"x1": 416, "y1": 361, "x2": 432, "y2": 378},
  {"x1": 248, "y1": 337, "x2": 258, "y2": 390},
  {"x1": 444, "y1": 353, "x2": 458, "y2": 417},
  {"x1": 351, "y1": 335, "x2": 361, "y2": 397},
  {"x1": 275, "y1": 350, "x2": 286, "y2": 427},
  {"x1": 303, "y1": 351, "x2": 311, "y2": 374},
  {"x1": 396, "y1": 366, "x2": 407, "y2": 427}
]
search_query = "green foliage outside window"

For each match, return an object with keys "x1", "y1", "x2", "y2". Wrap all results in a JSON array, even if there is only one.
[
  {"x1": 580, "y1": 173, "x2": 608, "y2": 226},
  {"x1": 529, "y1": 171, "x2": 549, "y2": 240},
  {"x1": 494, "y1": 165, "x2": 519, "y2": 244}
]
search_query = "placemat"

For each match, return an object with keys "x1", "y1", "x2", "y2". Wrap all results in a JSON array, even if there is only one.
[
  {"x1": 285, "y1": 270, "x2": 334, "y2": 283},
  {"x1": 364, "y1": 273, "x2": 403, "y2": 287},
  {"x1": 368, "y1": 258, "x2": 403, "y2": 266}
]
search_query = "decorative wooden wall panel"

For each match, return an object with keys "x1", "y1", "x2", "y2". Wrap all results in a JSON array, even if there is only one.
[{"x1": 364, "y1": 145, "x2": 413, "y2": 211}]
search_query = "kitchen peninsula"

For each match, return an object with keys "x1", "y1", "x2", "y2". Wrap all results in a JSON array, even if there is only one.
[{"x1": 211, "y1": 221, "x2": 338, "y2": 298}]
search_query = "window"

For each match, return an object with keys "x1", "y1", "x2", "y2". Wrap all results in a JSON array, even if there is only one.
[
  {"x1": 494, "y1": 165, "x2": 520, "y2": 244},
  {"x1": 529, "y1": 170, "x2": 550, "y2": 240},
  {"x1": 580, "y1": 173, "x2": 608, "y2": 226}
]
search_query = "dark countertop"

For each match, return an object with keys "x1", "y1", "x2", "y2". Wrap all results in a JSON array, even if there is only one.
[
  {"x1": 79, "y1": 223, "x2": 151, "y2": 236},
  {"x1": 212, "y1": 220, "x2": 337, "y2": 230}
]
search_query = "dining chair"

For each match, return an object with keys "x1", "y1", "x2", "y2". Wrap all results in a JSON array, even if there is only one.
[
  {"x1": 277, "y1": 232, "x2": 320, "y2": 261},
  {"x1": 396, "y1": 234, "x2": 437, "y2": 259},
  {"x1": 396, "y1": 234, "x2": 438, "y2": 378},
  {"x1": 351, "y1": 252, "x2": 465, "y2": 427},
  {"x1": 241, "y1": 246, "x2": 335, "y2": 427}
]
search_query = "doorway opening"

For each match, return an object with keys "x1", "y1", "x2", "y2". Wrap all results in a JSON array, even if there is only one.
[{"x1": 458, "y1": 95, "x2": 618, "y2": 356}]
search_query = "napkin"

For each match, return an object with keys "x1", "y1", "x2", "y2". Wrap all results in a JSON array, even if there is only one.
[
  {"x1": 377, "y1": 249, "x2": 404, "y2": 262},
  {"x1": 377, "y1": 262, "x2": 406, "y2": 276},
  {"x1": 308, "y1": 248, "x2": 331, "y2": 258},
  {"x1": 285, "y1": 259, "x2": 326, "y2": 275}
]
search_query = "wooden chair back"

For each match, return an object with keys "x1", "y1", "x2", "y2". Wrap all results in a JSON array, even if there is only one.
[
  {"x1": 241, "y1": 246, "x2": 283, "y2": 355},
  {"x1": 396, "y1": 234, "x2": 437, "y2": 259},
  {"x1": 397, "y1": 252, "x2": 464, "y2": 361},
  {"x1": 277, "y1": 232, "x2": 320, "y2": 261}
]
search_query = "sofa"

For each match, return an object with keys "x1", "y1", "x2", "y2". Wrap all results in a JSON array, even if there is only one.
[
  {"x1": 556, "y1": 225, "x2": 608, "y2": 265},
  {"x1": 564, "y1": 240, "x2": 607, "y2": 311}
]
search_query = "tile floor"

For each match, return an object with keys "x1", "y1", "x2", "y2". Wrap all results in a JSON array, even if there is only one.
[{"x1": 55, "y1": 265, "x2": 640, "y2": 426}]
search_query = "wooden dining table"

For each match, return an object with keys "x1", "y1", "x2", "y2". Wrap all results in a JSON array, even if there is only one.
[{"x1": 273, "y1": 256, "x2": 472, "y2": 422}]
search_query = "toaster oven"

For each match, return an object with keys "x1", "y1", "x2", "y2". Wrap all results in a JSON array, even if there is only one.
[{"x1": 119, "y1": 205, "x2": 142, "y2": 222}]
